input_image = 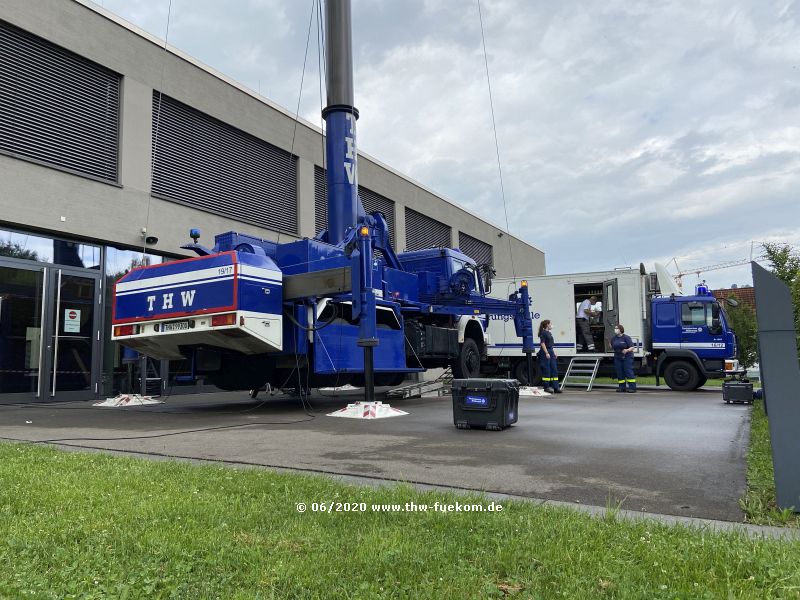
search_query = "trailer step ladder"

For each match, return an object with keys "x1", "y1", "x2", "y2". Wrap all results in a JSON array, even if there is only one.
[
  {"x1": 561, "y1": 357, "x2": 602, "y2": 391},
  {"x1": 387, "y1": 367, "x2": 453, "y2": 399}
]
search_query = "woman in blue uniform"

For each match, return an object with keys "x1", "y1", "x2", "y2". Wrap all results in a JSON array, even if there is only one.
[
  {"x1": 611, "y1": 324, "x2": 636, "y2": 393},
  {"x1": 537, "y1": 320, "x2": 561, "y2": 393}
]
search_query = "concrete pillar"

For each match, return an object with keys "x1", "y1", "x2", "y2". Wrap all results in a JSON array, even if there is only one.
[
  {"x1": 119, "y1": 78, "x2": 153, "y2": 193},
  {"x1": 297, "y1": 158, "x2": 316, "y2": 238},
  {"x1": 394, "y1": 203, "x2": 407, "y2": 252}
]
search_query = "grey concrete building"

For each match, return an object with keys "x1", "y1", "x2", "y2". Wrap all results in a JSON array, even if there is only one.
[{"x1": 0, "y1": 0, "x2": 545, "y2": 402}]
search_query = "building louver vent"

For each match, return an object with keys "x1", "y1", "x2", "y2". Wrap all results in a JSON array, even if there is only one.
[
  {"x1": 151, "y1": 93, "x2": 297, "y2": 234},
  {"x1": 405, "y1": 208, "x2": 451, "y2": 251},
  {"x1": 0, "y1": 20, "x2": 120, "y2": 182},
  {"x1": 358, "y1": 187, "x2": 395, "y2": 246},
  {"x1": 458, "y1": 232, "x2": 493, "y2": 266},
  {"x1": 314, "y1": 165, "x2": 327, "y2": 235},
  {"x1": 314, "y1": 166, "x2": 395, "y2": 245}
]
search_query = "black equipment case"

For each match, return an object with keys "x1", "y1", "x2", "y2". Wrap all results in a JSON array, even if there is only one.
[
  {"x1": 452, "y1": 378, "x2": 519, "y2": 431},
  {"x1": 722, "y1": 379, "x2": 754, "y2": 404}
]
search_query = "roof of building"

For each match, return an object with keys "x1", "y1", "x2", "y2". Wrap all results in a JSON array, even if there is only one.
[{"x1": 713, "y1": 287, "x2": 756, "y2": 307}]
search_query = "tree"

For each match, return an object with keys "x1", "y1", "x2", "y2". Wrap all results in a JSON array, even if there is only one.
[
  {"x1": 725, "y1": 300, "x2": 758, "y2": 368},
  {"x1": 762, "y1": 243, "x2": 800, "y2": 285},
  {"x1": 761, "y1": 242, "x2": 800, "y2": 356},
  {"x1": 0, "y1": 240, "x2": 39, "y2": 261}
]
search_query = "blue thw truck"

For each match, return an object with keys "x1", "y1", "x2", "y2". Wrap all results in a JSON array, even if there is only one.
[
  {"x1": 111, "y1": 0, "x2": 535, "y2": 399},
  {"x1": 484, "y1": 266, "x2": 741, "y2": 391}
]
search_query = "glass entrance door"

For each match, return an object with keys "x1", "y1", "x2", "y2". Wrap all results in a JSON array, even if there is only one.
[
  {"x1": 48, "y1": 269, "x2": 100, "y2": 399},
  {"x1": 0, "y1": 259, "x2": 100, "y2": 403},
  {"x1": 0, "y1": 262, "x2": 47, "y2": 399}
]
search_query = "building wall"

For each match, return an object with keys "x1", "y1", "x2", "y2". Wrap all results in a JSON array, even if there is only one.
[{"x1": 0, "y1": 0, "x2": 544, "y2": 276}]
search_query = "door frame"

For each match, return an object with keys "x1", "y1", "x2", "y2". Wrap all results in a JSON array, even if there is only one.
[
  {"x1": 44, "y1": 265, "x2": 102, "y2": 401},
  {"x1": 602, "y1": 278, "x2": 619, "y2": 353},
  {"x1": 0, "y1": 257, "x2": 49, "y2": 403},
  {"x1": 0, "y1": 256, "x2": 101, "y2": 403}
]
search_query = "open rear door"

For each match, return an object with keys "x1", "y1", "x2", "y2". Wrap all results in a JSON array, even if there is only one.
[{"x1": 602, "y1": 278, "x2": 619, "y2": 352}]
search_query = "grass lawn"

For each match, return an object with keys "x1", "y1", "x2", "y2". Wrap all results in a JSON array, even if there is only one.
[
  {"x1": 1, "y1": 443, "x2": 799, "y2": 598},
  {"x1": 740, "y1": 398, "x2": 799, "y2": 527}
]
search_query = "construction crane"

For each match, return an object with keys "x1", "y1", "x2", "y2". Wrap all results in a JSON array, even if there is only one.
[{"x1": 669, "y1": 256, "x2": 766, "y2": 288}]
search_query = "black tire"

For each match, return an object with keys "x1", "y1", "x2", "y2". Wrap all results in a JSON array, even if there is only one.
[
  {"x1": 453, "y1": 337, "x2": 481, "y2": 379},
  {"x1": 513, "y1": 358, "x2": 541, "y2": 386},
  {"x1": 695, "y1": 375, "x2": 708, "y2": 390},
  {"x1": 663, "y1": 360, "x2": 701, "y2": 392}
]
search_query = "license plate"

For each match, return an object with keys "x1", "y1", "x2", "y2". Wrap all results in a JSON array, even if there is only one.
[{"x1": 162, "y1": 321, "x2": 190, "y2": 332}]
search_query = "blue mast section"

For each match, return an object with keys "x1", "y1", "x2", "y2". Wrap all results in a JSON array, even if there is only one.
[
  {"x1": 323, "y1": 0, "x2": 360, "y2": 245},
  {"x1": 324, "y1": 0, "x2": 378, "y2": 401}
]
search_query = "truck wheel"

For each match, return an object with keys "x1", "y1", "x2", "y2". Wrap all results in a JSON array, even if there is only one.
[
  {"x1": 663, "y1": 360, "x2": 700, "y2": 392},
  {"x1": 513, "y1": 358, "x2": 541, "y2": 386},
  {"x1": 453, "y1": 337, "x2": 481, "y2": 379},
  {"x1": 695, "y1": 375, "x2": 708, "y2": 390}
]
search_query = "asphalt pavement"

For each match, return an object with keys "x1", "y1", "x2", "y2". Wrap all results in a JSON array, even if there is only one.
[{"x1": 0, "y1": 386, "x2": 750, "y2": 521}]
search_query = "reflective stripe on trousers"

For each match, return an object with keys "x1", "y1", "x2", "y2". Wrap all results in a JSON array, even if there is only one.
[{"x1": 538, "y1": 352, "x2": 560, "y2": 390}]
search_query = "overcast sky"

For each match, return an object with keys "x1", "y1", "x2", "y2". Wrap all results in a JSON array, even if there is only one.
[{"x1": 97, "y1": 0, "x2": 799, "y2": 289}]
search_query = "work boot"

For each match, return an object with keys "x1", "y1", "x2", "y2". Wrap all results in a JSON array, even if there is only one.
[
  {"x1": 544, "y1": 387, "x2": 554, "y2": 394},
  {"x1": 617, "y1": 384, "x2": 625, "y2": 393},
  {"x1": 553, "y1": 387, "x2": 562, "y2": 394},
  {"x1": 626, "y1": 383, "x2": 637, "y2": 393}
]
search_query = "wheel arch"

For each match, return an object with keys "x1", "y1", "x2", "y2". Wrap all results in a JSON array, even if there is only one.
[
  {"x1": 655, "y1": 349, "x2": 705, "y2": 379},
  {"x1": 461, "y1": 317, "x2": 486, "y2": 353}
]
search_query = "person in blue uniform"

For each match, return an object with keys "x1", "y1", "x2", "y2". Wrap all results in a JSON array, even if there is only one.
[
  {"x1": 611, "y1": 324, "x2": 636, "y2": 393},
  {"x1": 537, "y1": 319, "x2": 561, "y2": 393}
]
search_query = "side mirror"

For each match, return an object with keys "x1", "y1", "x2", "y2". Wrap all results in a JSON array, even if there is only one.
[
  {"x1": 726, "y1": 298, "x2": 739, "y2": 308},
  {"x1": 480, "y1": 264, "x2": 496, "y2": 294}
]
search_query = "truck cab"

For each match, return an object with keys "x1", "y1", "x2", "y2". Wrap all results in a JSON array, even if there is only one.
[
  {"x1": 650, "y1": 287, "x2": 739, "y2": 391},
  {"x1": 398, "y1": 247, "x2": 494, "y2": 378}
]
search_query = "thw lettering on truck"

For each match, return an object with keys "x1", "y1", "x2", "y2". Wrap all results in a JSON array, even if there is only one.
[
  {"x1": 344, "y1": 112, "x2": 357, "y2": 184},
  {"x1": 146, "y1": 289, "x2": 196, "y2": 311}
]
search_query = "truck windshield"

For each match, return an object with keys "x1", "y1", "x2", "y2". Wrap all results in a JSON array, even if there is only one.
[
  {"x1": 451, "y1": 257, "x2": 481, "y2": 293},
  {"x1": 681, "y1": 301, "x2": 723, "y2": 332},
  {"x1": 450, "y1": 258, "x2": 467, "y2": 273},
  {"x1": 681, "y1": 303, "x2": 708, "y2": 326}
]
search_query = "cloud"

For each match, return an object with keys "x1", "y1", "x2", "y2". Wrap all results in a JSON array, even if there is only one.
[{"x1": 99, "y1": 0, "x2": 800, "y2": 289}]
